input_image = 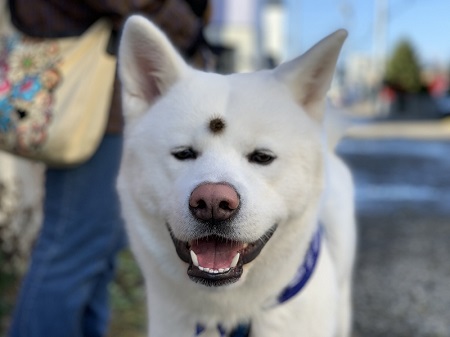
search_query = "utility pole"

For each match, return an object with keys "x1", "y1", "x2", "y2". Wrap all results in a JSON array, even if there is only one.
[
  {"x1": 284, "y1": 0, "x2": 302, "y2": 60},
  {"x1": 372, "y1": 0, "x2": 388, "y2": 83}
]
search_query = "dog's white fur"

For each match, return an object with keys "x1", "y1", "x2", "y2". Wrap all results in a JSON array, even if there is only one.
[{"x1": 117, "y1": 16, "x2": 356, "y2": 337}]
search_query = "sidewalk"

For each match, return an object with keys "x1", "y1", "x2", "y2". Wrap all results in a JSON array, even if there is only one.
[
  {"x1": 338, "y1": 136, "x2": 450, "y2": 337},
  {"x1": 345, "y1": 117, "x2": 450, "y2": 140}
]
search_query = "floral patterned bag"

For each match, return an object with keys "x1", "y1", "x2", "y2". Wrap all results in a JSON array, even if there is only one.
[{"x1": 0, "y1": 6, "x2": 116, "y2": 167}]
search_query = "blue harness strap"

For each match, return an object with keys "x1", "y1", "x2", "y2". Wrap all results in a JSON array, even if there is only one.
[
  {"x1": 195, "y1": 225, "x2": 322, "y2": 337},
  {"x1": 195, "y1": 324, "x2": 206, "y2": 336},
  {"x1": 195, "y1": 323, "x2": 251, "y2": 337},
  {"x1": 276, "y1": 226, "x2": 322, "y2": 305},
  {"x1": 229, "y1": 323, "x2": 251, "y2": 337}
]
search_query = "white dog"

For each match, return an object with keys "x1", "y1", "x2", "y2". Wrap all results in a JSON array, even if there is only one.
[{"x1": 117, "y1": 15, "x2": 356, "y2": 337}]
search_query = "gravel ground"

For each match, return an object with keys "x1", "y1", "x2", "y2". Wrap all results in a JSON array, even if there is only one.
[
  {"x1": 352, "y1": 212, "x2": 450, "y2": 337},
  {"x1": 338, "y1": 138, "x2": 450, "y2": 337}
]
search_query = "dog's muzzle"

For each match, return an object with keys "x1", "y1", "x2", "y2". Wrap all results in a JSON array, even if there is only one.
[
  {"x1": 170, "y1": 228, "x2": 277, "y2": 287},
  {"x1": 169, "y1": 183, "x2": 277, "y2": 287}
]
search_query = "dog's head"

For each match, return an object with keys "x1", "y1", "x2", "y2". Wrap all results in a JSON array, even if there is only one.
[{"x1": 118, "y1": 16, "x2": 346, "y2": 288}]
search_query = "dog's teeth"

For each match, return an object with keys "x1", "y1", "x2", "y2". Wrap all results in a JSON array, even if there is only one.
[
  {"x1": 196, "y1": 263, "x2": 233, "y2": 274},
  {"x1": 190, "y1": 250, "x2": 199, "y2": 267},
  {"x1": 230, "y1": 253, "x2": 240, "y2": 268}
]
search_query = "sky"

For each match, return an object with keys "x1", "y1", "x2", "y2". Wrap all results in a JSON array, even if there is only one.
[{"x1": 286, "y1": 0, "x2": 450, "y2": 66}]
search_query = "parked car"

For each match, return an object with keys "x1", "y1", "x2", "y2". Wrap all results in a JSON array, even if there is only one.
[{"x1": 434, "y1": 95, "x2": 450, "y2": 118}]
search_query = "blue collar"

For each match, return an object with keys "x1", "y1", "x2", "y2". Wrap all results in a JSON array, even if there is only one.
[
  {"x1": 269, "y1": 225, "x2": 323, "y2": 307},
  {"x1": 195, "y1": 226, "x2": 323, "y2": 337}
]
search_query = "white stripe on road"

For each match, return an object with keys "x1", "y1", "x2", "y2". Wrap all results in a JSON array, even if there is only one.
[{"x1": 357, "y1": 184, "x2": 444, "y2": 202}]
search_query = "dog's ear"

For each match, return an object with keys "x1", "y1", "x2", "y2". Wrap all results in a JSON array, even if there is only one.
[
  {"x1": 274, "y1": 29, "x2": 347, "y2": 121},
  {"x1": 119, "y1": 15, "x2": 190, "y2": 124}
]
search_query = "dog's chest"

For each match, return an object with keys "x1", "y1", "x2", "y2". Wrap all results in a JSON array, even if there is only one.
[{"x1": 193, "y1": 226, "x2": 322, "y2": 337}]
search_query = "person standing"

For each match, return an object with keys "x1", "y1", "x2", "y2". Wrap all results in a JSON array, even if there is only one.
[{"x1": 6, "y1": 1, "x2": 212, "y2": 336}]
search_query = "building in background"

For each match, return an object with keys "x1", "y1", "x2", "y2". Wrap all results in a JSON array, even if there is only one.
[
  {"x1": 206, "y1": 0, "x2": 449, "y2": 117},
  {"x1": 207, "y1": 0, "x2": 284, "y2": 73}
]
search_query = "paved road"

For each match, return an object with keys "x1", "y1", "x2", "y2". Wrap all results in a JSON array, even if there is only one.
[{"x1": 337, "y1": 136, "x2": 450, "y2": 337}]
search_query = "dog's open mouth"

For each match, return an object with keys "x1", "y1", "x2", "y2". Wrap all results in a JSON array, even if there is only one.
[{"x1": 170, "y1": 226, "x2": 277, "y2": 287}]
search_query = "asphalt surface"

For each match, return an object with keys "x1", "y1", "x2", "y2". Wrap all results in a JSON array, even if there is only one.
[{"x1": 337, "y1": 136, "x2": 450, "y2": 337}]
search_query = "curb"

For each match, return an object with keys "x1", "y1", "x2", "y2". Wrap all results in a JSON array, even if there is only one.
[{"x1": 345, "y1": 118, "x2": 450, "y2": 140}]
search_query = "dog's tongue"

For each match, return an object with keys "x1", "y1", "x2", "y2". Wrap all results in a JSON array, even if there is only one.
[{"x1": 190, "y1": 238, "x2": 243, "y2": 269}]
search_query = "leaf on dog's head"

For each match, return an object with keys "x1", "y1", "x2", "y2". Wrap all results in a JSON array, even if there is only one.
[{"x1": 209, "y1": 118, "x2": 226, "y2": 134}]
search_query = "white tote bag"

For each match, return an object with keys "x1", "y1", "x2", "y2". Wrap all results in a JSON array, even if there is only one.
[{"x1": 0, "y1": 2, "x2": 116, "y2": 167}]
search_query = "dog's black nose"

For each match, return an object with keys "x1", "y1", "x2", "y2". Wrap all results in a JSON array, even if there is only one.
[{"x1": 189, "y1": 183, "x2": 239, "y2": 222}]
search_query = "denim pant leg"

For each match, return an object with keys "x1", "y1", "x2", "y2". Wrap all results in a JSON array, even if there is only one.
[{"x1": 9, "y1": 135, "x2": 127, "y2": 337}]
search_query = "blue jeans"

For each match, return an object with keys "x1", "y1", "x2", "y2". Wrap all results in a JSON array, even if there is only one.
[{"x1": 9, "y1": 135, "x2": 127, "y2": 337}]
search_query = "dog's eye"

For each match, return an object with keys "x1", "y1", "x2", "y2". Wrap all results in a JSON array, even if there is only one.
[
  {"x1": 248, "y1": 150, "x2": 276, "y2": 165},
  {"x1": 171, "y1": 147, "x2": 198, "y2": 161}
]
